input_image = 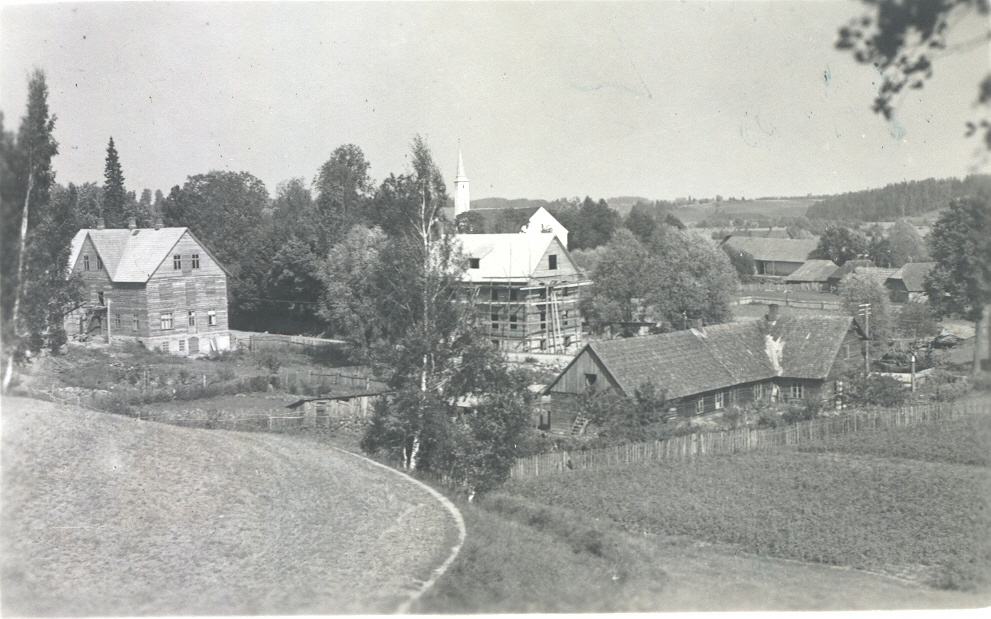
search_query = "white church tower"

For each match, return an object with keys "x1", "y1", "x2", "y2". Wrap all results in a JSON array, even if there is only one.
[{"x1": 454, "y1": 149, "x2": 470, "y2": 216}]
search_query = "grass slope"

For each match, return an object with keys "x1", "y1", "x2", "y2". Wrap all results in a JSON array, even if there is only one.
[
  {"x1": 505, "y1": 415, "x2": 991, "y2": 594},
  {"x1": 1, "y1": 397, "x2": 455, "y2": 616}
]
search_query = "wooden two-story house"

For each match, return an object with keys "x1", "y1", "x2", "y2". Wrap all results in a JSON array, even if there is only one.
[{"x1": 64, "y1": 219, "x2": 232, "y2": 355}]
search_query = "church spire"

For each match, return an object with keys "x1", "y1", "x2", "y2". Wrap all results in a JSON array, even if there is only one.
[{"x1": 454, "y1": 147, "x2": 470, "y2": 216}]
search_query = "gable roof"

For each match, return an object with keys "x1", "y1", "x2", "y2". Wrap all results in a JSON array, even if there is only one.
[
  {"x1": 548, "y1": 313, "x2": 854, "y2": 399},
  {"x1": 455, "y1": 233, "x2": 572, "y2": 282},
  {"x1": 785, "y1": 259, "x2": 839, "y2": 283},
  {"x1": 887, "y1": 262, "x2": 935, "y2": 292},
  {"x1": 68, "y1": 227, "x2": 230, "y2": 283},
  {"x1": 722, "y1": 236, "x2": 819, "y2": 263}
]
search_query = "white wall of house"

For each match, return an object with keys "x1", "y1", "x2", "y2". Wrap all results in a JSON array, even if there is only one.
[{"x1": 521, "y1": 207, "x2": 569, "y2": 248}]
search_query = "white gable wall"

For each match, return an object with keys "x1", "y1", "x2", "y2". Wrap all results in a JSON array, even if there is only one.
[{"x1": 521, "y1": 207, "x2": 569, "y2": 248}]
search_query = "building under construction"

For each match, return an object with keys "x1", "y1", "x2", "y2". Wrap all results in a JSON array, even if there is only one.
[{"x1": 456, "y1": 233, "x2": 589, "y2": 354}]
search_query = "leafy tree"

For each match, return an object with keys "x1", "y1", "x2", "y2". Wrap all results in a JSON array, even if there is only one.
[
  {"x1": 454, "y1": 210, "x2": 486, "y2": 233},
  {"x1": 570, "y1": 197, "x2": 620, "y2": 250},
  {"x1": 924, "y1": 193, "x2": 991, "y2": 374},
  {"x1": 2, "y1": 71, "x2": 82, "y2": 389},
  {"x1": 584, "y1": 229, "x2": 652, "y2": 332},
  {"x1": 624, "y1": 202, "x2": 656, "y2": 244},
  {"x1": 138, "y1": 188, "x2": 153, "y2": 226},
  {"x1": 569, "y1": 246, "x2": 605, "y2": 273},
  {"x1": 838, "y1": 271, "x2": 893, "y2": 343},
  {"x1": 867, "y1": 231, "x2": 894, "y2": 268},
  {"x1": 663, "y1": 212, "x2": 686, "y2": 230},
  {"x1": 270, "y1": 178, "x2": 318, "y2": 248},
  {"x1": 367, "y1": 136, "x2": 448, "y2": 239},
  {"x1": 262, "y1": 236, "x2": 325, "y2": 334},
  {"x1": 161, "y1": 171, "x2": 273, "y2": 329},
  {"x1": 810, "y1": 225, "x2": 869, "y2": 265},
  {"x1": 837, "y1": 0, "x2": 991, "y2": 150},
  {"x1": 102, "y1": 137, "x2": 130, "y2": 227},
  {"x1": 844, "y1": 374, "x2": 908, "y2": 408},
  {"x1": 313, "y1": 144, "x2": 373, "y2": 247},
  {"x1": 887, "y1": 219, "x2": 930, "y2": 266},
  {"x1": 722, "y1": 243, "x2": 756, "y2": 281},
  {"x1": 645, "y1": 226, "x2": 737, "y2": 329},
  {"x1": 581, "y1": 381, "x2": 669, "y2": 443},
  {"x1": 357, "y1": 137, "x2": 531, "y2": 496},
  {"x1": 318, "y1": 225, "x2": 388, "y2": 357},
  {"x1": 896, "y1": 299, "x2": 940, "y2": 341}
]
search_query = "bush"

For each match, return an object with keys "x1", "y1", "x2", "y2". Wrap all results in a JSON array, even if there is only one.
[
  {"x1": 781, "y1": 399, "x2": 822, "y2": 424},
  {"x1": 844, "y1": 374, "x2": 908, "y2": 408}
]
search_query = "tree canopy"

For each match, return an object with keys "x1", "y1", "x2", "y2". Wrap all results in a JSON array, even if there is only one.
[{"x1": 810, "y1": 226, "x2": 869, "y2": 265}]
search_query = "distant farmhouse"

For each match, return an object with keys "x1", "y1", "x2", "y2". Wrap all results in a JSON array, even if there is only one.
[
  {"x1": 885, "y1": 262, "x2": 935, "y2": 303},
  {"x1": 784, "y1": 259, "x2": 839, "y2": 290},
  {"x1": 546, "y1": 306, "x2": 863, "y2": 418},
  {"x1": 64, "y1": 218, "x2": 231, "y2": 354},
  {"x1": 456, "y1": 233, "x2": 587, "y2": 354},
  {"x1": 721, "y1": 236, "x2": 819, "y2": 276}
]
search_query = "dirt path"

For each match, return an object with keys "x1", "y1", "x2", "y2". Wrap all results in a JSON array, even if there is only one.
[{"x1": 0, "y1": 397, "x2": 460, "y2": 616}]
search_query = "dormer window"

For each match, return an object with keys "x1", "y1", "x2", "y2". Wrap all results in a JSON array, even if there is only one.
[{"x1": 469, "y1": 258, "x2": 480, "y2": 269}]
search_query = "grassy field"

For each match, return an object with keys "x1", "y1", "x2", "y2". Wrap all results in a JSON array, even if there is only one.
[
  {"x1": 503, "y1": 414, "x2": 991, "y2": 596},
  {"x1": 670, "y1": 198, "x2": 815, "y2": 224},
  {"x1": 1, "y1": 396, "x2": 456, "y2": 616}
]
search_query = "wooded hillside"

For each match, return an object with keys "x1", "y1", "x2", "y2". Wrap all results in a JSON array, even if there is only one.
[{"x1": 807, "y1": 175, "x2": 991, "y2": 221}]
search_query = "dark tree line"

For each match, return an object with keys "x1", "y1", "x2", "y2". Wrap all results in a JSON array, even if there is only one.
[{"x1": 806, "y1": 175, "x2": 991, "y2": 221}]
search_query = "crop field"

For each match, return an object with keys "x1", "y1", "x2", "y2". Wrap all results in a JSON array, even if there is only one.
[
  {"x1": 1, "y1": 397, "x2": 455, "y2": 616},
  {"x1": 505, "y1": 416, "x2": 991, "y2": 594},
  {"x1": 670, "y1": 198, "x2": 815, "y2": 224}
]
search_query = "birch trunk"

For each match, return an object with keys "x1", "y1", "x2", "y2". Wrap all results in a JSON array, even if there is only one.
[{"x1": 2, "y1": 173, "x2": 34, "y2": 392}]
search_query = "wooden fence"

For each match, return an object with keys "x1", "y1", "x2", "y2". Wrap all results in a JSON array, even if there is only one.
[
  {"x1": 734, "y1": 295, "x2": 845, "y2": 312},
  {"x1": 509, "y1": 398, "x2": 991, "y2": 479},
  {"x1": 243, "y1": 333, "x2": 347, "y2": 351},
  {"x1": 738, "y1": 282, "x2": 825, "y2": 293},
  {"x1": 277, "y1": 368, "x2": 389, "y2": 395}
]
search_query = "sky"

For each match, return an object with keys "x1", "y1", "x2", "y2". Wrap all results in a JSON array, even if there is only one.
[{"x1": 1, "y1": 1, "x2": 989, "y2": 202}]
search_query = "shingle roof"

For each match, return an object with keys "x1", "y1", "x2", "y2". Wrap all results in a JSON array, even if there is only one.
[
  {"x1": 855, "y1": 266, "x2": 898, "y2": 283},
  {"x1": 556, "y1": 313, "x2": 854, "y2": 399},
  {"x1": 68, "y1": 227, "x2": 228, "y2": 283},
  {"x1": 456, "y1": 233, "x2": 567, "y2": 282},
  {"x1": 887, "y1": 262, "x2": 935, "y2": 292},
  {"x1": 722, "y1": 236, "x2": 819, "y2": 263},
  {"x1": 785, "y1": 259, "x2": 839, "y2": 283}
]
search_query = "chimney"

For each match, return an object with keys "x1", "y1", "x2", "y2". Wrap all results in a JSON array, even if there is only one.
[
  {"x1": 96, "y1": 217, "x2": 105, "y2": 230},
  {"x1": 127, "y1": 216, "x2": 136, "y2": 230},
  {"x1": 154, "y1": 217, "x2": 163, "y2": 230},
  {"x1": 766, "y1": 303, "x2": 780, "y2": 324}
]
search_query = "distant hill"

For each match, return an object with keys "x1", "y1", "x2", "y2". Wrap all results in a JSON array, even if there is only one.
[
  {"x1": 806, "y1": 175, "x2": 991, "y2": 221},
  {"x1": 470, "y1": 197, "x2": 553, "y2": 211}
]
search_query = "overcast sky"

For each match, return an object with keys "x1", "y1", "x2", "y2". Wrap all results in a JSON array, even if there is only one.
[{"x1": 1, "y1": 1, "x2": 988, "y2": 202}]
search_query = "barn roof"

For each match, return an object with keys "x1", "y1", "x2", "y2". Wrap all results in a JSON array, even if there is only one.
[
  {"x1": 68, "y1": 227, "x2": 230, "y2": 282},
  {"x1": 785, "y1": 259, "x2": 839, "y2": 283},
  {"x1": 887, "y1": 262, "x2": 935, "y2": 292},
  {"x1": 455, "y1": 233, "x2": 571, "y2": 282},
  {"x1": 722, "y1": 236, "x2": 818, "y2": 263},
  {"x1": 548, "y1": 313, "x2": 854, "y2": 399}
]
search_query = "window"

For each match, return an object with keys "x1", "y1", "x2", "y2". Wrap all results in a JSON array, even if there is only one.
[
  {"x1": 753, "y1": 384, "x2": 764, "y2": 400},
  {"x1": 510, "y1": 313, "x2": 518, "y2": 330},
  {"x1": 133, "y1": 315, "x2": 140, "y2": 331},
  {"x1": 191, "y1": 254, "x2": 200, "y2": 269},
  {"x1": 113, "y1": 312, "x2": 122, "y2": 330},
  {"x1": 188, "y1": 311, "x2": 196, "y2": 327},
  {"x1": 98, "y1": 292, "x2": 105, "y2": 306},
  {"x1": 173, "y1": 254, "x2": 181, "y2": 270},
  {"x1": 584, "y1": 373, "x2": 597, "y2": 388},
  {"x1": 207, "y1": 310, "x2": 217, "y2": 326},
  {"x1": 469, "y1": 257, "x2": 480, "y2": 269},
  {"x1": 510, "y1": 288, "x2": 518, "y2": 301},
  {"x1": 790, "y1": 384, "x2": 805, "y2": 399},
  {"x1": 540, "y1": 311, "x2": 546, "y2": 330},
  {"x1": 714, "y1": 391, "x2": 725, "y2": 410},
  {"x1": 696, "y1": 398, "x2": 705, "y2": 414},
  {"x1": 83, "y1": 255, "x2": 90, "y2": 271},
  {"x1": 490, "y1": 289, "x2": 499, "y2": 301},
  {"x1": 563, "y1": 335, "x2": 571, "y2": 348},
  {"x1": 548, "y1": 254, "x2": 558, "y2": 270},
  {"x1": 160, "y1": 312, "x2": 174, "y2": 330},
  {"x1": 96, "y1": 256, "x2": 103, "y2": 270},
  {"x1": 161, "y1": 341, "x2": 170, "y2": 353},
  {"x1": 491, "y1": 313, "x2": 499, "y2": 330},
  {"x1": 178, "y1": 339, "x2": 186, "y2": 352}
]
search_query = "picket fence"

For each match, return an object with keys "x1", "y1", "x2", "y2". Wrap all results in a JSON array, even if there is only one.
[
  {"x1": 509, "y1": 398, "x2": 991, "y2": 479},
  {"x1": 734, "y1": 295, "x2": 845, "y2": 311}
]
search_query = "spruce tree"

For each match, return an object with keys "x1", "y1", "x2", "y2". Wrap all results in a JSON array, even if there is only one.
[{"x1": 102, "y1": 136, "x2": 128, "y2": 227}]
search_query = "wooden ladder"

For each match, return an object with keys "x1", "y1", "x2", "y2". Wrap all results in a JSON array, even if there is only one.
[{"x1": 571, "y1": 414, "x2": 590, "y2": 435}]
